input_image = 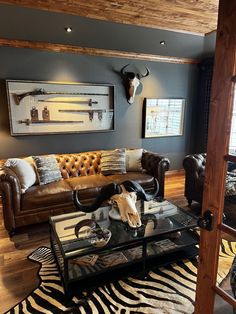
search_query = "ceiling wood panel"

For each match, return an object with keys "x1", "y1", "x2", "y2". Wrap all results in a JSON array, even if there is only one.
[{"x1": 0, "y1": 0, "x2": 219, "y2": 35}]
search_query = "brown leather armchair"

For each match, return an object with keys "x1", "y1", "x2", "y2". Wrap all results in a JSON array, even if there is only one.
[{"x1": 183, "y1": 153, "x2": 206, "y2": 206}]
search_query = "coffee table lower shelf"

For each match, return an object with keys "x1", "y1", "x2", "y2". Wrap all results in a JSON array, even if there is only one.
[
  {"x1": 52, "y1": 229, "x2": 199, "y2": 296},
  {"x1": 68, "y1": 245, "x2": 198, "y2": 295}
]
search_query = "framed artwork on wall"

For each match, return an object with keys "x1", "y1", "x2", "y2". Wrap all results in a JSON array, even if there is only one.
[
  {"x1": 142, "y1": 98, "x2": 185, "y2": 138},
  {"x1": 6, "y1": 80, "x2": 115, "y2": 136}
]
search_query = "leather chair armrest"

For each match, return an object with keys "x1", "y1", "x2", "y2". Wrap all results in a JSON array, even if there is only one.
[
  {"x1": 0, "y1": 167, "x2": 21, "y2": 233},
  {"x1": 182, "y1": 153, "x2": 206, "y2": 205},
  {"x1": 183, "y1": 153, "x2": 206, "y2": 177},
  {"x1": 142, "y1": 151, "x2": 170, "y2": 198}
]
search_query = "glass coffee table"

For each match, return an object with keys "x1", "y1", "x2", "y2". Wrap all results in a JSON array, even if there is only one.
[{"x1": 49, "y1": 199, "x2": 199, "y2": 296}]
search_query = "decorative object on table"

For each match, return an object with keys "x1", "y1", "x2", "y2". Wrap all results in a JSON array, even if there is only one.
[
  {"x1": 99, "y1": 251, "x2": 128, "y2": 267},
  {"x1": 119, "y1": 64, "x2": 150, "y2": 104},
  {"x1": 73, "y1": 179, "x2": 159, "y2": 229},
  {"x1": 151, "y1": 238, "x2": 178, "y2": 254},
  {"x1": 71, "y1": 254, "x2": 99, "y2": 266},
  {"x1": 142, "y1": 98, "x2": 185, "y2": 138},
  {"x1": 6, "y1": 80, "x2": 114, "y2": 135},
  {"x1": 74, "y1": 218, "x2": 111, "y2": 248},
  {"x1": 137, "y1": 213, "x2": 174, "y2": 237}
]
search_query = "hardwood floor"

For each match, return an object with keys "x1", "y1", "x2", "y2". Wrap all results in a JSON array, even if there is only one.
[{"x1": 0, "y1": 172, "x2": 219, "y2": 313}]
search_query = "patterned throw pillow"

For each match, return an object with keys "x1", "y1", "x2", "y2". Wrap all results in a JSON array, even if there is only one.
[
  {"x1": 101, "y1": 149, "x2": 126, "y2": 175},
  {"x1": 126, "y1": 148, "x2": 143, "y2": 171},
  {"x1": 32, "y1": 155, "x2": 62, "y2": 185}
]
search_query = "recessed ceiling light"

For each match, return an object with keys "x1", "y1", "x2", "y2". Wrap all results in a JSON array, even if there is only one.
[
  {"x1": 65, "y1": 27, "x2": 72, "y2": 33},
  {"x1": 160, "y1": 41, "x2": 166, "y2": 45}
]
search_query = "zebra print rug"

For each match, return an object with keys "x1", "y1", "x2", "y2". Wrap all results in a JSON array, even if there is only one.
[{"x1": 6, "y1": 239, "x2": 236, "y2": 314}]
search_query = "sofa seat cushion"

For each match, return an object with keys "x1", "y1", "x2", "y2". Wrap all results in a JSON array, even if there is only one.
[
  {"x1": 74, "y1": 172, "x2": 156, "y2": 202},
  {"x1": 107, "y1": 172, "x2": 155, "y2": 189},
  {"x1": 66, "y1": 174, "x2": 109, "y2": 190},
  {"x1": 21, "y1": 172, "x2": 156, "y2": 212},
  {"x1": 21, "y1": 180, "x2": 73, "y2": 211}
]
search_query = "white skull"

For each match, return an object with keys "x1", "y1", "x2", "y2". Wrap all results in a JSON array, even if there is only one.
[
  {"x1": 128, "y1": 76, "x2": 141, "y2": 104},
  {"x1": 110, "y1": 185, "x2": 141, "y2": 228}
]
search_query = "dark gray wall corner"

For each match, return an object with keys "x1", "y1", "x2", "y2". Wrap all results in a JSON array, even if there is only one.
[{"x1": 203, "y1": 32, "x2": 216, "y2": 58}]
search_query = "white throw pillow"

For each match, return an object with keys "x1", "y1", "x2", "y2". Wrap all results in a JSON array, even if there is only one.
[
  {"x1": 126, "y1": 148, "x2": 143, "y2": 171},
  {"x1": 5, "y1": 158, "x2": 37, "y2": 193}
]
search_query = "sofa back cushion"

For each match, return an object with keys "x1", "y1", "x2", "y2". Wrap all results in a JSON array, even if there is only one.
[{"x1": 55, "y1": 151, "x2": 102, "y2": 179}]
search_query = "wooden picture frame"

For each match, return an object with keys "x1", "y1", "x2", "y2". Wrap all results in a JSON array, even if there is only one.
[
  {"x1": 142, "y1": 98, "x2": 185, "y2": 138},
  {"x1": 6, "y1": 80, "x2": 115, "y2": 136}
]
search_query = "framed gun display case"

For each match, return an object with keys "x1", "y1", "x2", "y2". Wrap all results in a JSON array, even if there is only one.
[
  {"x1": 142, "y1": 98, "x2": 185, "y2": 138},
  {"x1": 6, "y1": 80, "x2": 115, "y2": 136}
]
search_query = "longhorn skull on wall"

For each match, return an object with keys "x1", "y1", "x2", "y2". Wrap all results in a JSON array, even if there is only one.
[
  {"x1": 120, "y1": 64, "x2": 150, "y2": 104},
  {"x1": 73, "y1": 179, "x2": 159, "y2": 228}
]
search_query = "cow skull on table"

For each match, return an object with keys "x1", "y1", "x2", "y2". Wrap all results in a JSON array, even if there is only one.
[
  {"x1": 110, "y1": 184, "x2": 141, "y2": 228},
  {"x1": 73, "y1": 180, "x2": 159, "y2": 229}
]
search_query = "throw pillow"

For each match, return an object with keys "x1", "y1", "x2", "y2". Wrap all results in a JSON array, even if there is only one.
[
  {"x1": 126, "y1": 148, "x2": 143, "y2": 171},
  {"x1": 24, "y1": 156, "x2": 40, "y2": 184},
  {"x1": 32, "y1": 155, "x2": 62, "y2": 185},
  {"x1": 4, "y1": 158, "x2": 37, "y2": 193},
  {"x1": 101, "y1": 149, "x2": 126, "y2": 175}
]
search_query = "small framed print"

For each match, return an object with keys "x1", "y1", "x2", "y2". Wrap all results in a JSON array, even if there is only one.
[{"x1": 142, "y1": 98, "x2": 185, "y2": 138}]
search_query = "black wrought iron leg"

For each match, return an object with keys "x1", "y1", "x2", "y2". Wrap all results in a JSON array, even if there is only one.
[
  {"x1": 141, "y1": 241, "x2": 148, "y2": 279},
  {"x1": 187, "y1": 198, "x2": 192, "y2": 206}
]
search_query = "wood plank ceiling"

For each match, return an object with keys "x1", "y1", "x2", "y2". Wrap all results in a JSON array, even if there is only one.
[{"x1": 0, "y1": 0, "x2": 219, "y2": 35}]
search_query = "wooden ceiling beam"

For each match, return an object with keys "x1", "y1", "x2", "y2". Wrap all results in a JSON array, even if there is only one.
[{"x1": 0, "y1": 37, "x2": 199, "y2": 64}]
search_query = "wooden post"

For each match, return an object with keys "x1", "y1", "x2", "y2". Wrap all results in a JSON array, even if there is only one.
[{"x1": 195, "y1": 1, "x2": 236, "y2": 313}]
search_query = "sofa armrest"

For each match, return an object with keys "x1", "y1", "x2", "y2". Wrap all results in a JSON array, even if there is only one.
[
  {"x1": 183, "y1": 154, "x2": 206, "y2": 177},
  {"x1": 182, "y1": 153, "x2": 206, "y2": 204},
  {"x1": 142, "y1": 151, "x2": 170, "y2": 198},
  {"x1": 0, "y1": 167, "x2": 21, "y2": 233}
]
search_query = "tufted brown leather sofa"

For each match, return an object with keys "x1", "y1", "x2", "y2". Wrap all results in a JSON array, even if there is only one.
[
  {"x1": 183, "y1": 153, "x2": 206, "y2": 205},
  {"x1": 0, "y1": 150, "x2": 170, "y2": 235}
]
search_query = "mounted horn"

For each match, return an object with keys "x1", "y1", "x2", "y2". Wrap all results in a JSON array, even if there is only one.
[
  {"x1": 121, "y1": 179, "x2": 159, "y2": 201},
  {"x1": 73, "y1": 183, "x2": 121, "y2": 213},
  {"x1": 120, "y1": 64, "x2": 130, "y2": 76},
  {"x1": 139, "y1": 67, "x2": 150, "y2": 79}
]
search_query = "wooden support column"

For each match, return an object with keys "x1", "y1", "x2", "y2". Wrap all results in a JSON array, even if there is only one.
[{"x1": 195, "y1": 1, "x2": 236, "y2": 313}]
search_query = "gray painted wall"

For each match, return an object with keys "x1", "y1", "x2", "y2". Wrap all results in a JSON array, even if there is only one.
[
  {"x1": 0, "y1": 4, "x2": 214, "y2": 170},
  {"x1": 0, "y1": 47, "x2": 198, "y2": 169}
]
